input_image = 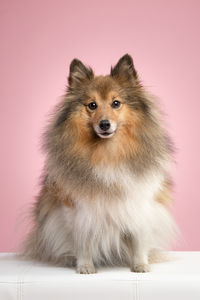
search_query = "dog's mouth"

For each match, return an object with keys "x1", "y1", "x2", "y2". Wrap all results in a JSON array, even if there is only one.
[
  {"x1": 95, "y1": 131, "x2": 116, "y2": 139},
  {"x1": 93, "y1": 123, "x2": 117, "y2": 139}
]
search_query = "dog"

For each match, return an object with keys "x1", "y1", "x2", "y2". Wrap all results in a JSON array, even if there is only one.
[{"x1": 22, "y1": 54, "x2": 177, "y2": 273}]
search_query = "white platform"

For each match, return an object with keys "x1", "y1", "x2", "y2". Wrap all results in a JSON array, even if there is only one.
[{"x1": 0, "y1": 252, "x2": 200, "y2": 300}]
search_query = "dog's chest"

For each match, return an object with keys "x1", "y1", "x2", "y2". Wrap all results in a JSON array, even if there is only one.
[
  {"x1": 93, "y1": 164, "x2": 134, "y2": 192},
  {"x1": 92, "y1": 164, "x2": 161, "y2": 199},
  {"x1": 91, "y1": 165, "x2": 163, "y2": 223},
  {"x1": 68, "y1": 164, "x2": 164, "y2": 255}
]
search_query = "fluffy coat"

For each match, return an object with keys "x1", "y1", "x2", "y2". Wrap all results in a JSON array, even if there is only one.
[{"x1": 22, "y1": 54, "x2": 177, "y2": 273}]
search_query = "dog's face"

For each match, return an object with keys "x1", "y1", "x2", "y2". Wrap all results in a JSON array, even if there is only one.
[
  {"x1": 65, "y1": 54, "x2": 147, "y2": 141},
  {"x1": 82, "y1": 77, "x2": 128, "y2": 139}
]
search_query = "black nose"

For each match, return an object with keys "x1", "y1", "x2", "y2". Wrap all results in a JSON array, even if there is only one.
[{"x1": 99, "y1": 120, "x2": 110, "y2": 131}]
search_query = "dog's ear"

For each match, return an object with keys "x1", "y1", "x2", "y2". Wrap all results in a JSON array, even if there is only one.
[
  {"x1": 68, "y1": 58, "x2": 94, "y2": 88},
  {"x1": 110, "y1": 54, "x2": 138, "y2": 83}
]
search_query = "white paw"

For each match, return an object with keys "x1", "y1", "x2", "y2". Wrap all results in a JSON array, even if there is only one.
[
  {"x1": 76, "y1": 264, "x2": 97, "y2": 274},
  {"x1": 131, "y1": 263, "x2": 150, "y2": 273}
]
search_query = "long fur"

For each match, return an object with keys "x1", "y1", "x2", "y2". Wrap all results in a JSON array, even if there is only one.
[{"x1": 21, "y1": 54, "x2": 178, "y2": 273}]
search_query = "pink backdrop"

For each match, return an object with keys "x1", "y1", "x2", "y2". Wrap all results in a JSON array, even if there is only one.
[{"x1": 1, "y1": 0, "x2": 200, "y2": 252}]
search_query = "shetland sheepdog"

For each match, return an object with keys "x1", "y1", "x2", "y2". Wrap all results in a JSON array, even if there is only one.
[{"x1": 22, "y1": 54, "x2": 177, "y2": 273}]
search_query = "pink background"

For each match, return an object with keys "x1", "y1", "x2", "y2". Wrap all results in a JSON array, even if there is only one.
[{"x1": 1, "y1": 0, "x2": 200, "y2": 252}]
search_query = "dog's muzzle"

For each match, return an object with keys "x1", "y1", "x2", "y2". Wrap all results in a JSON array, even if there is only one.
[{"x1": 93, "y1": 120, "x2": 117, "y2": 139}]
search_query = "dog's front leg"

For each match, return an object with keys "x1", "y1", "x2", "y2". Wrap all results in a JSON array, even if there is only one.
[
  {"x1": 126, "y1": 234, "x2": 150, "y2": 273},
  {"x1": 76, "y1": 248, "x2": 96, "y2": 274}
]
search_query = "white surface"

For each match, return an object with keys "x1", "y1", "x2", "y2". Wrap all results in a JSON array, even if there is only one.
[{"x1": 0, "y1": 252, "x2": 200, "y2": 299}]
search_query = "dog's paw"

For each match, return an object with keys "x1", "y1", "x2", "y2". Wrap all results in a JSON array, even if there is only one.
[
  {"x1": 76, "y1": 264, "x2": 97, "y2": 274},
  {"x1": 131, "y1": 263, "x2": 150, "y2": 273}
]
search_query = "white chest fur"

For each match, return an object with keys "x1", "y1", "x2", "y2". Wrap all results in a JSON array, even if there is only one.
[
  {"x1": 73, "y1": 165, "x2": 166, "y2": 252},
  {"x1": 92, "y1": 164, "x2": 163, "y2": 203}
]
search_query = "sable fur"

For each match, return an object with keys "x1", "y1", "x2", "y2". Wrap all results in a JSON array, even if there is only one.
[{"x1": 21, "y1": 54, "x2": 178, "y2": 273}]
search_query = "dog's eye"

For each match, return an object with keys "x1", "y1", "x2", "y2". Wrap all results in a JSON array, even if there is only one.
[
  {"x1": 88, "y1": 102, "x2": 98, "y2": 110},
  {"x1": 111, "y1": 100, "x2": 121, "y2": 108}
]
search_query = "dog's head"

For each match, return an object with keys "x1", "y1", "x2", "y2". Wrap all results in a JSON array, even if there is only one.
[
  {"x1": 45, "y1": 55, "x2": 169, "y2": 169},
  {"x1": 64, "y1": 54, "x2": 149, "y2": 141}
]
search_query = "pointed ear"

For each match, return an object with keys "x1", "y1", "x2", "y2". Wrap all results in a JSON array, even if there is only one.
[
  {"x1": 68, "y1": 58, "x2": 94, "y2": 88},
  {"x1": 110, "y1": 54, "x2": 138, "y2": 82}
]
